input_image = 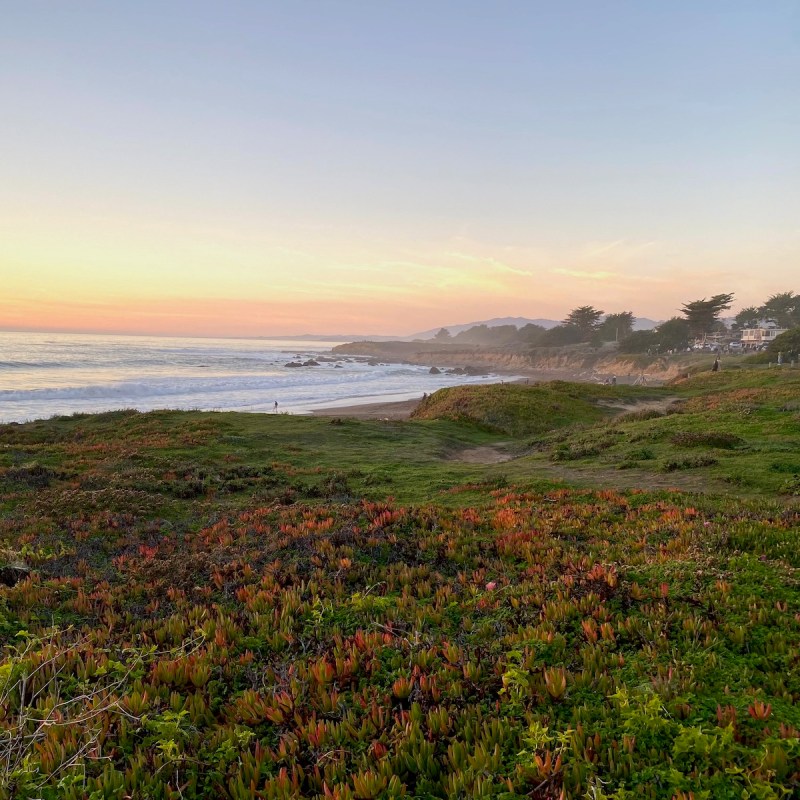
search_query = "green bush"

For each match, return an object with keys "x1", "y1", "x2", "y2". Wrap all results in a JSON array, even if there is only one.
[
  {"x1": 661, "y1": 455, "x2": 719, "y2": 472},
  {"x1": 616, "y1": 408, "x2": 665, "y2": 423},
  {"x1": 670, "y1": 431, "x2": 744, "y2": 449},
  {"x1": 779, "y1": 475, "x2": 800, "y2": 495}
]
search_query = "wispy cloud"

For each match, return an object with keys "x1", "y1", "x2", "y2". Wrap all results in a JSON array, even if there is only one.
[
  {"x1": 581, "y1": 239, "x2": 657, "y2": 260},
  {"x1": 552, "y1": 268, "x2": 624, "y2": 281},
  {"x1": 552, "y1": 267, "x2": 664, "y2": 283},
  {"x1": 443, "y1": 251, "x2": 534, "y2": 277}
]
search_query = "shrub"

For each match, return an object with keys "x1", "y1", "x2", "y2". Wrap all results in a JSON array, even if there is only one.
[
  {"x1": 779, "y1": 475, "x2": 800, "y2": 495},
  {"x1": 551, "y1": 444, "x2": 600, "y2": 462},
  {"x1": 766, "y1": 327, "x2": 800, "y2": 358},
  {"x1": 0, "y1": 462, "x2": 61, "y2": 488},
  {"x1": 661, "y1": 455, "x2": 719, "y2": 472},
  {"x1": 630, "y1": 447, "x2": 655, "y2": 460},
  {"x1": 615, "y1": 408, "x2": 665, "y2": 423},
  {"x1": 670, "y1": 432, "x2": 744, "y2": 449}
]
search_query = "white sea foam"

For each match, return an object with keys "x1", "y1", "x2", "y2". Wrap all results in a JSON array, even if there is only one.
[{"x1": 0, "y1": 331, "x2": 506, "y2": 423}]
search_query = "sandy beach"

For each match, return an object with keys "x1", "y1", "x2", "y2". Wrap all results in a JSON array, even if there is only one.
[
  {"x1": 308, "y1": 371, "x2": 665, "y2": 421},
  {"x1": 309, "y1": 377, "x2": 547, "y2": 420},
  {"x1": 311, "y1": 397, "x2": 421, "y2": 420}
]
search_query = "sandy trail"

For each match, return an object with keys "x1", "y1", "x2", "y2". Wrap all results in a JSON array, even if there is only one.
[
  {"x1": 601, "y1": 397, "x2": 682, "y2": 415},
  {"x1": 446, "y1": 445, "x2": 514, "y2": 464},
  {"x1": 311, "y1": 398, "x2": 420, "y2": 420}
]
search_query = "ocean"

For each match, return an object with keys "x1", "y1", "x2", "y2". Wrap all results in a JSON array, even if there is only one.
[{"x1": 0, "y1": 331, "x2": 504, "y2": 423}]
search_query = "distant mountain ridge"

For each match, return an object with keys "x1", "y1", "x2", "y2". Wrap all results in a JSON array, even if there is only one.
[
  {"x1": 409, "y1": 316, "x2": 659, "y2": 340},
  {"x1": 409, "y1": 317, "x2": 560, "y2": 339},
  {"x1": 265, "y1": 316, "x2": 659, "y2": 342}
]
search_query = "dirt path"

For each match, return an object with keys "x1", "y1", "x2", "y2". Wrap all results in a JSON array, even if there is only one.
[
  {"x1": 312, "y1": 398, "x2": 420, "y2": 420},
  {"x1": 446, "y1": 445, "x2": 515, "y2": 464},
  {"x1": 600, "y1": 396, "x2": 682, "y2": 415}
]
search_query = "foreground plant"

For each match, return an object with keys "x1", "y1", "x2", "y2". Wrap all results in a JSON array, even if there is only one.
[{"x1": 1, "y1": 406, "x2": 799, "y2": 798}]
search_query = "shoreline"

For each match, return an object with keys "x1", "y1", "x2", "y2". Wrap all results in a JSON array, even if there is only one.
[
  {"x1": 308, "y1": 376, "x2": 540, "y2": 420},
  {"x1": 307, "y1": 376, "x2": 546, "y2": 420}
]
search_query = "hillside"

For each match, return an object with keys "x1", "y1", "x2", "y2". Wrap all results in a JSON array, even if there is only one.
[
  {"x1": 410, "y1": 381, "x2": 661, "y2": 437},
  {"x1": 1, "y1": 369, "x2": 799, "y2": 798},
  {"x1": 332, "y1": 340, "x2": 736, "y2": 381}
]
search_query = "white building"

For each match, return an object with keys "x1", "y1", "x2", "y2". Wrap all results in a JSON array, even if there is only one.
[{"x1": 741, "y1": 327, "x2": 788, "y2": 350}]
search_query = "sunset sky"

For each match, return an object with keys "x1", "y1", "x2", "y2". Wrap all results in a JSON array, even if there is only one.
[{"x1": 2, "y1": 2, "x2": 798, "y2": 337}]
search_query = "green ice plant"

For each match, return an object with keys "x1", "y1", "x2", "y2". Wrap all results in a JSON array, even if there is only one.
[
  {"x1": 604, "y1": 687, "x2": 795, "y2": 798},
  {"x1": 499, "y1": 650, "x2": 531, "y2": 710}
]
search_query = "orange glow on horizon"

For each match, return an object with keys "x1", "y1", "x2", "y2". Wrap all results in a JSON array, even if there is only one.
[
  {"x1": 0, "y1": 295, "x2": 530, "y2": 338},
  {"x1": 3, "y1": 220, "x2": 797, "y2": 337}
]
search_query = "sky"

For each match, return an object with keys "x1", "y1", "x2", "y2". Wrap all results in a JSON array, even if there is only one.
[{"x1": 1, "y1": 1, "x2": 798, "y2": 337}]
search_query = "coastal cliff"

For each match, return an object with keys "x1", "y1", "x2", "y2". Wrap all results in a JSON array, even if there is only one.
[{"x1": 331, "y1": 341, "x2": 694, "y2": 380}]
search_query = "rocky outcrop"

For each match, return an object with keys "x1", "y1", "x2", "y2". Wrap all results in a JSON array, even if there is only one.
[{"x1": 285, "y1": 359, "x2": 321, "y2": 367}]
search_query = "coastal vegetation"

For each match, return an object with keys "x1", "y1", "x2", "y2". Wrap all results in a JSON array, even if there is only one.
[
  {"x1": 410, "y1": 382, "x2": 659, "y2": 438},
  {"x1": 1, "y1": 368, "x2": 799, "y2": 798},
  {"x1": 745, "y1": 328, "x2": 800, "y2": 365},
  {"x1": 334, "y1": 289, "x2": 800, "y2": 381}
]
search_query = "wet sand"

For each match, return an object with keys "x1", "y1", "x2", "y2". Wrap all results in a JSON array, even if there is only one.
[{"x1": 311, "y1": 398, "x2": 421, "y2": 420}]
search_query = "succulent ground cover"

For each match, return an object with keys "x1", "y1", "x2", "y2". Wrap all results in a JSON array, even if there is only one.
[{"x1": 1, "y1": 370, "x2": 799, "y2": 799}]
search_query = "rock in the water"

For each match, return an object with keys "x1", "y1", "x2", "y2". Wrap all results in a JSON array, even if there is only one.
[
  {"x1": 284, "y1": 361, "x2": 304, "y2": 368},
  {"x1": 429, "y1": 366, "x2": 441, "y2": 374},
  {"x1": 303, "y1": 359, "x2": 320, "y2": 366}
]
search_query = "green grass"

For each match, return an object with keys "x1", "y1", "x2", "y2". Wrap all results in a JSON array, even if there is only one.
[
  {"x1": 0, "y1": 408, "x2": 524, "y2": 511},
  {"x1": 440, "y1": 369, "x2": 800, "y2": 498},
  {"x1": 410, "y1": 380, "x2": 662, "y2": 437},
  {"x1": 1, "y1": 369, "x2": 799, "y2": 798}
]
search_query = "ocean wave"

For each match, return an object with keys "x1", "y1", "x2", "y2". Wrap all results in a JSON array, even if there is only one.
[
  {"x1": 0, "y1": 331, "x2": 503, "y2": 423},
  {"x1": 0, "y1": 366, "x2": 428, "y2": 403},
  {"x1": 0, "y1": 360, "x2": 70, "y2": 369},
  {"x1": 0, "y1": 355, "x2": 295, "y2": 371}
]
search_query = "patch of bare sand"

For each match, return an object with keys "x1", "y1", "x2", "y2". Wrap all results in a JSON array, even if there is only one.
[
  {"x1": 601, "y1": 397, "x2": 682, "y2": 415},
  {"x1": 311, "y1": 398, "x2": 420, "y2": 420},
  {"x1": 446, "y1": 445, "x2": 514, "y2": 464}
]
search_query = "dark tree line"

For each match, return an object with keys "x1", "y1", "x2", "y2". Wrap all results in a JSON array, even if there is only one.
[
  {"x1": 546, "y1": 308, "x2": 637, "y2": 345},
  {"x1": 431, "y1": 290, "x2": 798, "y2": 353},
  {"x1": 434, "y1": 324, "x2": 547, "y2": 346},
  {"x1": 618, "y1": 318, "x2": 691, "y2": 354},
  {"x1": 734, "y1": 292, "x2": 800, "y2": 331},
  {"x1": 619, "y1": 295, "x2": 733, "y2": 354},
  {"x1": 680, "y1": 294, "x2": 735, "y2": 337}
]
